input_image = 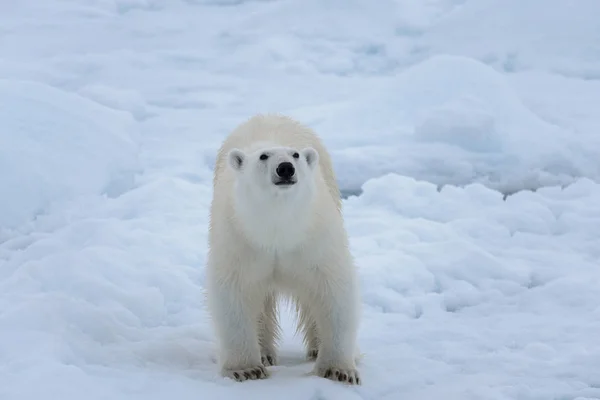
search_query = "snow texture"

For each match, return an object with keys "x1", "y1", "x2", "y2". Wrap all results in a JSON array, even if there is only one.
[
  {"x1": 1, "y1": 0, "x2": 600, "y2": 399},
  {"x1": 0, "y1": 80, "x2": 140, "y2": 229}
]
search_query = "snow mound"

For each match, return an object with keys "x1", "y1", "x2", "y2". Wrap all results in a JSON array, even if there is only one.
[
  {"x1": 77, "y1": 84, "x2": 151, "y2": 121},
  {"x1": 310, "y1": 55, "x2": 599, "y2": 194},
  {"x1": 419, "y1": 0, "x2": 600, "y2": 79},
  {"x1": 0, "y1": 177, "x2": 213, "y2": 400},
  {"x1": 0, "y1": 80, "x2": 140, "y2": 230},
  {"x1": 343, "y1": 175, "x2": 600, "y2": 399}
]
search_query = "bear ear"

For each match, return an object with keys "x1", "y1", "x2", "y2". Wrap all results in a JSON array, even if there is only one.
[
  {"x1": 301, "y1": 147, "x2": 319, "y2": 170},
  {"x1": 227, "y1": 148, "x2": 246, "y2": 171}
]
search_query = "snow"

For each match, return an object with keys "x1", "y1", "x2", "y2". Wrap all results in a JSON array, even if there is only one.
[
  {"x1": 0, "y1": 80, "x2": 140, "y2": 229},
  {"x1": 309, "y1": 54, "x2": 600, "y2": 194},
  {"x1": 1, "y1": 0, "x2": 600, "y2": 399}
]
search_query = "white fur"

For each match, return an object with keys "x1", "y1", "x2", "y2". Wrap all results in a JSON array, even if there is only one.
[{"x1": 206, "y1": 114, "x2": 361, "y2": 384}]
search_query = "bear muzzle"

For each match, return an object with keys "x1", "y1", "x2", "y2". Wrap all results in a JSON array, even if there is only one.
[{"x1": 273, "y1": 162, "x2": 297, "y2": 186}]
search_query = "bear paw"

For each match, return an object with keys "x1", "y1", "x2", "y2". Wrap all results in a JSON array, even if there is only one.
[
  {"x1": 261, "y1": 352, "x2": 277, "y2": 366},
  {"x1": 315, "y1": 364, "x2": 361, "y2": 385},
  {"x1": 223, "y1": 365, "x2": 269, "y2": 382},
  {"x1": 306, "y1": 348, "x2": 318, "y2": 361}
]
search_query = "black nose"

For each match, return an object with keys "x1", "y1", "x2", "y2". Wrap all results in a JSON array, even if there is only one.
[{"x1": 276, "y1": 162, "x2": 295, "y2": 179}]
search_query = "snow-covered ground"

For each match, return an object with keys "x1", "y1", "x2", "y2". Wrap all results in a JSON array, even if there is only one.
[{"x1": 1, "y1": 1, "x2": 600, "y2": 399}]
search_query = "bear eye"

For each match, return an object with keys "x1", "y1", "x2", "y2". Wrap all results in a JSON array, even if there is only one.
[
  {"x1": 259, "y1": 153, "x2": 269, "y2": 161},
  {"x1": 292, "y1": 152, "x2": 299, "y2": 159}
]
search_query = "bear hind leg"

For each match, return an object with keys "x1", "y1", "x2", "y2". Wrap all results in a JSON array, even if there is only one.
[
  {"x1": 295, "y1": 301, "x2": 320, "y2": 361},
  {"x1": 258, "y1": 292, "x2": 280, "y2": 366}
]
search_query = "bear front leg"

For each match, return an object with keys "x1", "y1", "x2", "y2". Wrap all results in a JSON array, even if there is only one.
[
  {"x1": 309, "y1": 274, "x2": 361, "y2": 385},
  {"x1": 207, "y1": 282, "x2": 268, "y2": 382}
]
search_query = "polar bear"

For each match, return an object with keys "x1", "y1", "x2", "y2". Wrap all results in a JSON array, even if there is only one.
[{"x1": 206, "y1": 114, "x2": 361, "y2": 385}]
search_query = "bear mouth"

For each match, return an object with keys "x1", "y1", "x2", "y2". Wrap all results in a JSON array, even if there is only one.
[{"x1": 273, "y1": 179, "x2": 296, "y2": 186}]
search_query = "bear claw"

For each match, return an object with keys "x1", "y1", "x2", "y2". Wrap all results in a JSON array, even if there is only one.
[
  {"x1": 224, "y1": 365, "x2": 269, "y2": 382},
  {"x1": 261, "y1": 354, "x2": 277, "y2": 366},
  {"x1": 316, "y1": 365, "x2": 361, "y2": 385}
]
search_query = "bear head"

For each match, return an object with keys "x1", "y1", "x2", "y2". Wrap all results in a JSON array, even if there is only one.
[{"x1": 227, "y1": 145, "x2": 319, "y2": 199}]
